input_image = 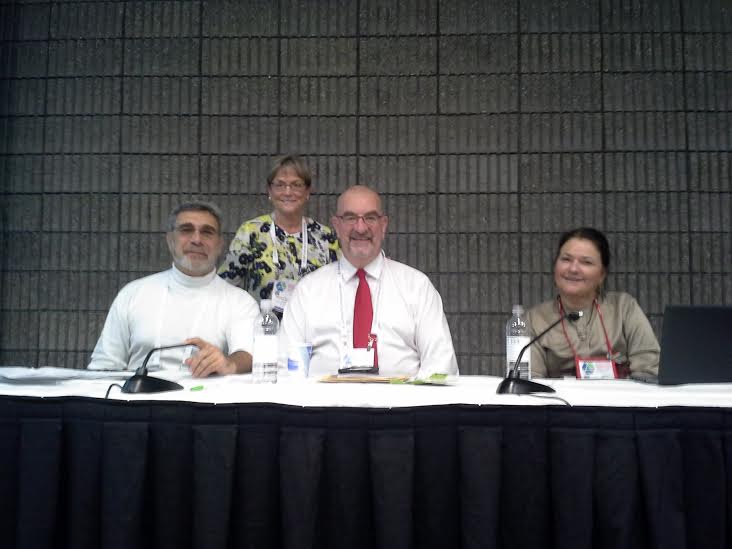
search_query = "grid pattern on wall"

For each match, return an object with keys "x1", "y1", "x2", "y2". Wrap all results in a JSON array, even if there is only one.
[{"x1": 1, "y1": 0, "x2": 730, "y2": 374}]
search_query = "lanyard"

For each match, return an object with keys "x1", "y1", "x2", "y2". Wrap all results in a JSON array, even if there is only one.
[
  {"x1": 269, "y1": 214, "x2": 309, "y2": 273},
  {"x1": 559, "y1": 298, "x2": 615, "y2": 360},
  {"x1": 336, "y1": 254, "x2": 385, "y2": 352}
]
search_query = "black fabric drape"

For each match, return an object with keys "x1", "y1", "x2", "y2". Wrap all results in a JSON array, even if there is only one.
[{"x1": 0, "y1": 396, "x2": 730, "y2": 549}]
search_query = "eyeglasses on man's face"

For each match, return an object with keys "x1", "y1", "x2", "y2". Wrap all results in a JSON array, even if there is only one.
[
  {"x1": 174, "y1": 224, "x2": 220, "y2": 240},
  {"x1": 335, "y1": 213, "x2": 384, "y2": 227},
  {"x1": 270, "y1": 180, "x2": 307, "y2": 192}
]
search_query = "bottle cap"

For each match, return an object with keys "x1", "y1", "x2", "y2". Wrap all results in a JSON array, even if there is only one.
[
  {"x1": 512, "y1": 304, "x2": 524, "y2": 316},
  {"x1": 260, "y1": 299, "x2": 273, "y2": 313}
]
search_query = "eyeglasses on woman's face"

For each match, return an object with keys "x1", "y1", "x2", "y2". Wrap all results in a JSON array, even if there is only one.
[{"x1": 270, "y1": 180, "x2": 307, "y2": 193}]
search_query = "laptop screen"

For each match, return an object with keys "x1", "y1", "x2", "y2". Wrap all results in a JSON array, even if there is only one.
[{"x1": 658, "y1": 305, "x2": 732, "y2": 385}]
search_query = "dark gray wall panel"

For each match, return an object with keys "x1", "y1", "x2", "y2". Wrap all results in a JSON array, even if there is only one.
[
  {"x1": 50, "y1": 2, "x2": 124, "y2": 39},
  {"x1": 126, "y1": 1, "x2": 201, "y2": 37},
  {"x1": 282, "y1": 0, "x2": 357, "y2": 35},
  {"x1": 361, "y1": 37, "x2": 436, "y2": 75},
  {"x1": 684, "y1": 34, "x2": 732, "y2": 70},
  {"x1": 521, "y1": 34, "x2": 601, "y2": 72},
  {"x1": 281, "y1": 116, "x2": 357, "y2": 154},
  {"x1": 48, "y1": 39, "x2": 122, "y2": 77},
  {"x1": 520, "y1": 153, "x2": 603, "y2": 192},
  {"x1": 688, "y1": 152, "x2": 731, "y2": 191},
  {"x1": 602, "y1": 34, "x2": 683, "y2": 71},
  {"x1": 358, "y1": 155, "x2": 436, "y2": 193},
  {"x1": 520, "y1": 0, "x2": 599, "y2": 32},
  {"x1": 0, "y1": 154, "x2": 45, "y2": 192},
  {"x1": 685, "y1": 72, "x2": 732, "y2": 111},
  {"x1": 0, "y1": 78, "x2": 46, "y2": 115},
  {"x1": 360, "y1": 77, "x2": 437, "y2": 115},
  {"x1": 359, "y1": 0, "x2": 436, "y2": 35},
  {"x1": 440, "y1": 0, "x2": 516, "y2": 34},
  {"x1": 0, "y1": 0, "x2": 730, "y2": 375},
  {"x1": 2, "y1": 42, "x2": 49, "y2": 78},
  {"x1": 440, "y1": 75, "x2": 518, "y2": 114},
  {"x1": 201, "y1": 0, "x2": 278, "y2": 37},
  {"x1": 46, "y1": 77, "x2": 122, "y2": 115},
  {"x1": 121, "y1": 154, "x2": 199, "y2": 193},
  {"x1": 202, "y1": 38, "x2": 279, "y2": 75},
  {"x1": 605, "y1": 152, "x2": 687, "y2": 191},
  {"x1": 200, "y1": 116, "x2": 278, "y2": 153},
  {"x1": 439, "y1": 36, "x2": 517, "y2": 74},
  {"x1": 282, "y1": 38, "x2": 357, "y2": 75},
  {"x1": 0, "y1": 3, "x2": 50, "y2": 41},
  {"x1": 439, "y1": 114, "x2": 518, "y2": 153},
  {"x1": 125, "y1": 77, "x2": 201, "y2": 114},
  {"x1": 601, "y1": 0, "x2": 681, "y2": 31},
  {"x1": 280, "y1": 77, "x2": 357, "y2": 115},
  {"x1": 45, "y1": 155, "x2": 121, "y2": 193},
  {"x1": 438, "y1": 154, "x2": 518, "y2": 193}
]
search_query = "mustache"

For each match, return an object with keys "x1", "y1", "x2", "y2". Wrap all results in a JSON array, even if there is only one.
[{"x1": 349, "y1": 229, "x2": 372, "y2": 238}]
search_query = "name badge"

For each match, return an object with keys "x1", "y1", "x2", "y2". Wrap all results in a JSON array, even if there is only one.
[
  {"x1": 575, "y1": 356, "x2": 617, "y2": 380},
  {"x1": 339, "y1": 346, "x2": 378, "y2": 374},
  {"x1": 272, "y1": 278, "x2": 297, "y2": 313}
]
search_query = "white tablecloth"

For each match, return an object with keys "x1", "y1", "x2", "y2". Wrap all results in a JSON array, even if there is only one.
[{"x1": 0, "y1": 367, "x2": 730, "y2": 408}]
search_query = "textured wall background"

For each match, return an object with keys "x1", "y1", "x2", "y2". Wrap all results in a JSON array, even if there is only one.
[{"x1": 1, "y1": 0, "x2": 730, "y2": 374}]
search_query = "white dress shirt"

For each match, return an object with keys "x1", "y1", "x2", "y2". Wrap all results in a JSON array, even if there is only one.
[
  {"x1": 280, "y1": 253, "x2": 459, "y2": 379},
  {"x1": 88, "y1": 265, "x2": 260, "y2": 371}
]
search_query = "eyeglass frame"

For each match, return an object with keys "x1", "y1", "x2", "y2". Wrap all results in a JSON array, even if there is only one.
[
  {"x1": 269, "y1": 180, "x2": 309, "y2": 192},
  {"x1": 334, "y1": 213, "x2": 386, "y2": 227},
  {"x1": 172, "y1": 223, "x2": 221, "y2": 240}
]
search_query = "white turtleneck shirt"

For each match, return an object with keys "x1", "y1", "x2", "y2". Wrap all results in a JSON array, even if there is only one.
[{"x1": 88, "y1": 264, "x2": 260, "y2": 371}]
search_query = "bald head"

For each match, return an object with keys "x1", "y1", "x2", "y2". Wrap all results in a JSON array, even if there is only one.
[
  {"x1": 332, "y1": 185, "x2": 389, "y2": 269},
  {"x1": 336, "y1": 185, "x2": 383, "y2": 215}
]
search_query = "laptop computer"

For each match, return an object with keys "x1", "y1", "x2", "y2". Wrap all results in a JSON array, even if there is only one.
[{"x1": 658, "y1": 305, "x2": 732, "y2": 385}]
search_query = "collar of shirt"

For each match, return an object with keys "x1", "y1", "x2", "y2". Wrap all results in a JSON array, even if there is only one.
[
  {"x1": 339, "y1": 252, "x2": 385, "y2": 284},
  {"x1": 170, "y1": 264, "x2": 217, "y2": 289}
]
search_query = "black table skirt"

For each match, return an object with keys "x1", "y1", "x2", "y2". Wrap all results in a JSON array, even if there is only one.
[{"x1": 1, "y1": 396, "x2": 730, "y2": 549}]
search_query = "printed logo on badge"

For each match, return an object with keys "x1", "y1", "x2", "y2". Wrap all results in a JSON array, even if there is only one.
[
  {"x1": 575, "y1": 357, "x2": 617, "y2": 379},
  {"x1": 272, "y1": 278, "x2": 297, "y2": 312}
]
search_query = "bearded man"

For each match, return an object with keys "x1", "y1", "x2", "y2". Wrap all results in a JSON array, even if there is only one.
[{"x1": 88, "y1": 201, "x2": 259, "y2": 377}]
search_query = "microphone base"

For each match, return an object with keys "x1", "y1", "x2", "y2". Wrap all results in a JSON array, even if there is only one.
[
  {"x1": 496, "y1": 377, "x2": 556, "y2": 395},
  {"x1": 122, "y1": 374, "x2": 183, "y2": 394}
]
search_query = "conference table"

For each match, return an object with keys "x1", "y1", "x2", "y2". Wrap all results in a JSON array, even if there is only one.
[{"x1": 1, "y1": 368, "x2": 730, "y2": 549}]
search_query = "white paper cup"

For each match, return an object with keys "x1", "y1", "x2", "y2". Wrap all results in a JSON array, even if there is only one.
[{"x1": 287, "y1": 343, "x2": 313, "y2": 378}]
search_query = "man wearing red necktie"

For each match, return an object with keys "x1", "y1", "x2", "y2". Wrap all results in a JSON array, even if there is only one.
[{"x1": 280, "y1": 185, "x2": 459, "y2": 380}]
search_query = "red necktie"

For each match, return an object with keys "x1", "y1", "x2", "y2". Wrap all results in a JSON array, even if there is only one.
[{"x1": 353, "y1": 269, "x2": 372, "y2": 348}]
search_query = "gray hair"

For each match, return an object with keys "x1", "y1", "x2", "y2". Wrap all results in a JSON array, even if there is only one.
[{"x1": 167, "y1": 201, "x2": 223, "y2": 233}]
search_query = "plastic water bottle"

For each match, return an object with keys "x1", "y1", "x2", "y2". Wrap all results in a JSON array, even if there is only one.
[
  {"x1": 252, "y1": 299, "x2": 279, "y2": 383},
  {"x1": 506, "y1": 304, "x2": 531, "y2": 379}
]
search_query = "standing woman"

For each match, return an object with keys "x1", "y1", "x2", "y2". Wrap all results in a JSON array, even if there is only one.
[
  {"x1": 219, "y1": 155, "x2": 339, "y2": 316},
  {"x1": 527, "y1": 227, "x2": 659, "y2": 381}
]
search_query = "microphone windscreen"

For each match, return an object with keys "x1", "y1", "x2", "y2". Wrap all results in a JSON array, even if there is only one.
[{"x1": 566, "y1": 311, "x2": 582, "y2": 321}]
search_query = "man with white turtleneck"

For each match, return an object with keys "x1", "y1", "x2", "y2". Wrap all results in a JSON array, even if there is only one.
[{"x1": 88, "y1": 202, "x2": 260, "y2": 377}]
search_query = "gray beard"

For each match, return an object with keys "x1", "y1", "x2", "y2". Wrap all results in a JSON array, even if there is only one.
[{"x1": 173, "y1": 253, "x2": 216, "y2": 276}]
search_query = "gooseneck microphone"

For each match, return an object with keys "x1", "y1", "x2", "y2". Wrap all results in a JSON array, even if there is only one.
[
  {"x1": 496, "y1": 311, "x2": 583, "y2": 395},
  {"x1": 121, "y1": 343, "x2": 190, "y2": 394}
]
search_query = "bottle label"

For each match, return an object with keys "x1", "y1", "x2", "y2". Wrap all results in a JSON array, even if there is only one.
[
  {"x1": 506, "y1": 336, "x2": 531, "y2": 379},
  {"x1": 253, "y1": 334, "x2": 278, "y2": 363}
]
